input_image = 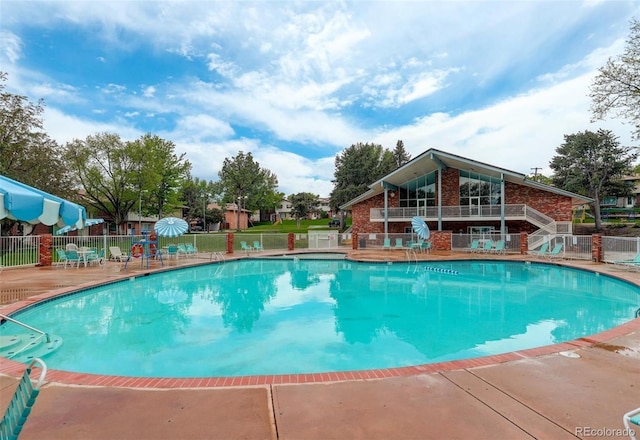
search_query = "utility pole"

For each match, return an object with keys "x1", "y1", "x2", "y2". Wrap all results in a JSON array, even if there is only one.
[{"x1": 531, "y1": 167, "x2": 542, "y2": 181}]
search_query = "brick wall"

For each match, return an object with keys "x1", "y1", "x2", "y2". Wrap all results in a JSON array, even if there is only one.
[{"x1": 505, "y1": 182, "x2": 572, "y2": 221}]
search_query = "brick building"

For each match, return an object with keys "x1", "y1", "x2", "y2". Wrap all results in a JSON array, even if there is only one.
[{"x1": 340, "y1": 148, "x2": 592, "y2": 238}]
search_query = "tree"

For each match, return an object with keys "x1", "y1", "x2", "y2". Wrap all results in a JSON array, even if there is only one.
[
  {"x1": 392, "y1": 140, "x2": 411, "y2": 168},
  {"x1": 329, "y1": 142, "x2": 396, "y2": 218},
  {"x1": 217, "y1": 151, "x2": 279, "y2": 231},
  {"x1": 289, "y1": 192, "x2": 320, "y2": 228},
  {"x1": 0, "y1": 72, "x2": 76, "y2": 218},
  {"x1": 127, "y1": 134, "x2": 191, "y2": 218},
  {"x1": 549, "y1": 129, "x2": 637, "y2": 230},
  {"x1": 65, "y1": 133, "x2": 191, "y2": 231},
  {"x1": 590, "y1": 18, "x2": 640, "y2": 139}
]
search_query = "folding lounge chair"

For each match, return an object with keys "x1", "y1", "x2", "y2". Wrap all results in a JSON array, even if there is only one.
[
  {"x1": 420, "y1": 241, "x2": 432, "y2": 253},
  {"x1": 480, "y1": 240, "x2": 494, "y2": 253},
  {"x1": 529, "y1": 242, "x2": 549, "y2": 257},
  {"x1": 382, "y1": 238, "x2": 391, "y2": 250},
  {"x1": 55, "y1": 248, "x2": 68, "y2": 268},
  {"x1": 544, "y1": 243, "x2": 564, "y2": 259},
  {"x1": 612, "y1": 252, "x2": 640, "y2": 268},
  {"x1": 465, "y1": 239, "x2": 480, "y2": 253},
  {"x1": 623, "y1": 407, "x2": 640, "y2": 440},
  {"x1": 394, "y1": 238, "x2": 403, "y2": 249},
  {"x1": 185, "y1": 244, "x2": 198, "y2": 254},
  {"x1": 0, "y1": 358, "x2": 47, "y2": 440},
  {"x1": 109, "y1": 246, "x2": 128, "y2": 262},
  {"x1": 490, "y1": 240, "x2": 506, "y2": 254},
  {"x1": 253, "y1": 241, "x2": 264, "y2": 251}
]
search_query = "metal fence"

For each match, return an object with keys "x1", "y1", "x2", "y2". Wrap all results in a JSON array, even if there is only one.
[{"x1": 1, "y1": 231, "x2": 637, "y2": 269}]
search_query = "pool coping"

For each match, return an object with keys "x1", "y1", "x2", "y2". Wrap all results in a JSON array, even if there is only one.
[{"x1": 2, "y1": 257, "x2": 640, "y2": 389}]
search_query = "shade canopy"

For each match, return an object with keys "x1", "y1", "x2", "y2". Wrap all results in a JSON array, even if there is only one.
[
  {"x1": 411, "y1": 216, "x2": 430, "y2": 240},
  {"x1": 154, "y1": 217, "x2": 188, "y2": 237},
  {"x1": 0, "y1": 174, "x2": 86, "y2": 228},
  {"x1": 55, "y1": 218, "x2": 104, "y2": 235}
]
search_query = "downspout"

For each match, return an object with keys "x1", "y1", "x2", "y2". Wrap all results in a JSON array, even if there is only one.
[{"x1": 500, "y1": 173, "x2": 506, "y2": 234}]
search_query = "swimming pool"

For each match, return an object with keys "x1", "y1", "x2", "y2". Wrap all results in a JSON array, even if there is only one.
[{"x1": 2, "y1": 259, "x2": 639, "y2": 378}]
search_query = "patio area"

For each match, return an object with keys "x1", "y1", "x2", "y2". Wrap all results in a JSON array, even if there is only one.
[{"x1": 1, "y1": 250, "x2": 639, "y2": 439}]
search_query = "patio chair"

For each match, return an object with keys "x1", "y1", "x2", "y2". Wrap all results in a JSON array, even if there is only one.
[
  {"x1": 528, "y1": 242, "x2": 550, "y2": 257},
  {"x1": 544, "y1": 243, "x2": 564, "y2": 259},
  {"x1": 65, "y1": 243, "x2": 78, "y2": 252},
  {"x1": 612, "y1": 252, "x2": 640, "y2": 268},
  {"x1": 86, "y1": 248, "x2": 105, "y2": 266},
  {"x1": 623, "y1": 406, "x2": 640, "y2": 440},
  {"x1": 64, "y1": 249, "x2": 81, "y2": 269},
  {"x1": 177, "y1": 244, "x2": 188, "y2": 257},
  {"x1": 394, "y1": 238, "x2": 403, "y2": 249},
  {"x1": 420, "y1": 241, "x2": 432, "y2": 253},
  {"x1": 109, "y1": 246, "x2": 128, "y2": 262},
  {"x1": 480, "y1": 240, "x2": 494, "y2": 253},
  {"x1": 240, "y1": 241, "x2": 253, "y2": 254},
  {"x1": 490, "y1": 240, "x2": 506, "y2": 254},
  {"x1": 55, "y1": 248, "x2": 68, "y2": 268},
  {"x1": 0, "y1": 358, "x2": 47, "y2": 440},
  {"x1": 382, "y1": 238, "x2": 391, "y2": 250},
  {"x1": 465, "y1": 239, "x2": 481, "y2": 253},
  {"x1": 165, "y1": 244, "x2": 179, "y2": 259},
  {"x1": 184, "y1": 243, "x2": 198, "y2": 254},
  {"x1": 253, "y1": 241, "x2": 264, "y2": 252}
]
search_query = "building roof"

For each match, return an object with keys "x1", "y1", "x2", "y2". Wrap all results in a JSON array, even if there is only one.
[{"x1": 340, "y1": 148, "x2": 593, "y2": 209}]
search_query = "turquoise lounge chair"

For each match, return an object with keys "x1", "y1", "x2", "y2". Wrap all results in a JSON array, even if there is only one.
[
  {"x1": 420, "y1": 241, "x2": 432, "y2": 253},
  {"x1": 253, "y1": 241, "x2": 264, "y2": 251},
  {"x1": 480, "y1": 240, "x2": 494, "y2": 253},
  {"x1": 490, "y1": 240, "x2": 506, "y2": 254},
  {"x1": 465, "y1": 239, "x2": 481, "y2": 253},
  {"x1": 0, "y1": 358, "x2": 47, "y2": 440},
  {"x1": 394, "y1": 238, "x2": 403, "y2": 249},
  {"x1": 382, "y1": 238, "x2": 391, "y2": 250},
  {"x1": 612, "y1": 252, "x2": 640, "y2": 268},
  {"x1": 529, "y1": 242, "x2": 550, "y2": 257},
  {"x1": 623, "y1": 406, "x2": 640, "y2": 440},
  {"x1": 544, "y1": 243, "x2": 564, "y2": 259},
  {"x1": 55, "y1": 248, "x2": 68, "y2": 268}
]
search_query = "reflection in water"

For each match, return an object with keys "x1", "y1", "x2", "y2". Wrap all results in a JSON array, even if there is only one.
[{"x1": 6, "y1": 260, "x2": 639, "y2": 377}]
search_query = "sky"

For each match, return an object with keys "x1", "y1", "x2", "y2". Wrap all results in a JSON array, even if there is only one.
[{"x1": 2, "y1": 1, "x2": 640, "y2": 198}]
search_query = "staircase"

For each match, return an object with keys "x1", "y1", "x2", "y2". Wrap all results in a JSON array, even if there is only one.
[{"x1": 524, "y1": 205, "x2": 558, "y2": 250}]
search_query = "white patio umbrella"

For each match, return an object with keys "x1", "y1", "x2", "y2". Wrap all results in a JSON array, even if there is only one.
[
  {"x1": 411, "y1": 216, "x2": 430, "y2": 240},
  {"x1": 0, "y1": 174, "x2": 86, "y2": 228},
  {"x1": 154, "y1": 217, "x2": 188, "y2": 238}
]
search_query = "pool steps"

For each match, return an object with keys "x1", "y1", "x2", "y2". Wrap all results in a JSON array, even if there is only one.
[{"x1": 0, "y1": 333, "x2": 63, "y2": 363}]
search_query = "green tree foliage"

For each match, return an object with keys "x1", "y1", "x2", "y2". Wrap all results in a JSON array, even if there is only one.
[
  {"x1": 217, "y1": 151, "x2": 280, "y2": 229},
  {"x1": 180, "y1": 175, "x2": 222, "y2": 228},
  {"x1": 127, "y1": 133, "x2": 191, "y2": 218},
  {"x1": 0, "y1": 72, "x2": 75, "y2": 200},
  {"x1": 392, "y1": 140, "x2": 411, "y2": 168},
  {"x1": 64, "y1": 132, "x2": 191, "y2": 230},
  {"x1": 288, "y1": 192, "x2": 320, "y2": 228},
  {"x1": 330, "y1": 142, "x2": 396, "y2": 213},
  {"x1": 549, "y1": 129, "x2": 637, "y2": 230},
  {"x1": 590, "y1": 18, "x2": 640, "y2": 139}
]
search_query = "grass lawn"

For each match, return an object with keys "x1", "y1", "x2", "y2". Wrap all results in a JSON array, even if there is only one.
[{"x1": 246, "y1": 218, "x2": 350, "y2": 234}]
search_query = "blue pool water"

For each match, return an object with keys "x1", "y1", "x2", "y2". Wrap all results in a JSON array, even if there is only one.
[{"x1": 3, "y1": 259, "x2": 640, "y2": 378}]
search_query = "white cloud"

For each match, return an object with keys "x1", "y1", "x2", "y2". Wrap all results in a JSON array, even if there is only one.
[{"x1": 0, "y1": 30, "x2": 22, "y2": 63}]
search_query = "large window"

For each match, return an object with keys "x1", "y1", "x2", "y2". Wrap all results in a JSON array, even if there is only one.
[
  {"x1": 459, "y1": 170, "x2": 501, "y2": 207},
  {"x1": 399, "y1": 172, "x2": 436, "y2": 208}
]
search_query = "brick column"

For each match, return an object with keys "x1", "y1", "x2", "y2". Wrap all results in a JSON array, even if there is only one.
[
  {"x1": 352, "y1": 232, "x2": 358, "y2": 250},
  {"x1": 227, "y1": 232, "x2": 234, "y2": 255},
  {"x1": 591, "y1": 234, "x2": 602, "y2": 262},
  {"x1": 431, "y1": 231, "x2": 451, "y2": 251},
  {"x1": 288, "y1": 233, "x2": 294, "y2": 251},
  {"x1": 520, "y1": 232, "x2": 528, "y2": 254},
  {"x1": 38, "y1": 234, "x2": 53, "y2": 267}
]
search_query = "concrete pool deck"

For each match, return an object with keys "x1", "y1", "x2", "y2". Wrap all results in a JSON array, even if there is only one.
[{"x1": 1, "y1": 250, "x2": 639, "y2": 439}]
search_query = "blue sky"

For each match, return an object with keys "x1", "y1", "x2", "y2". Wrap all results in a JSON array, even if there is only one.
[{"x1": 2, "y1": 1, "x2": 639, "y2": 197}]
